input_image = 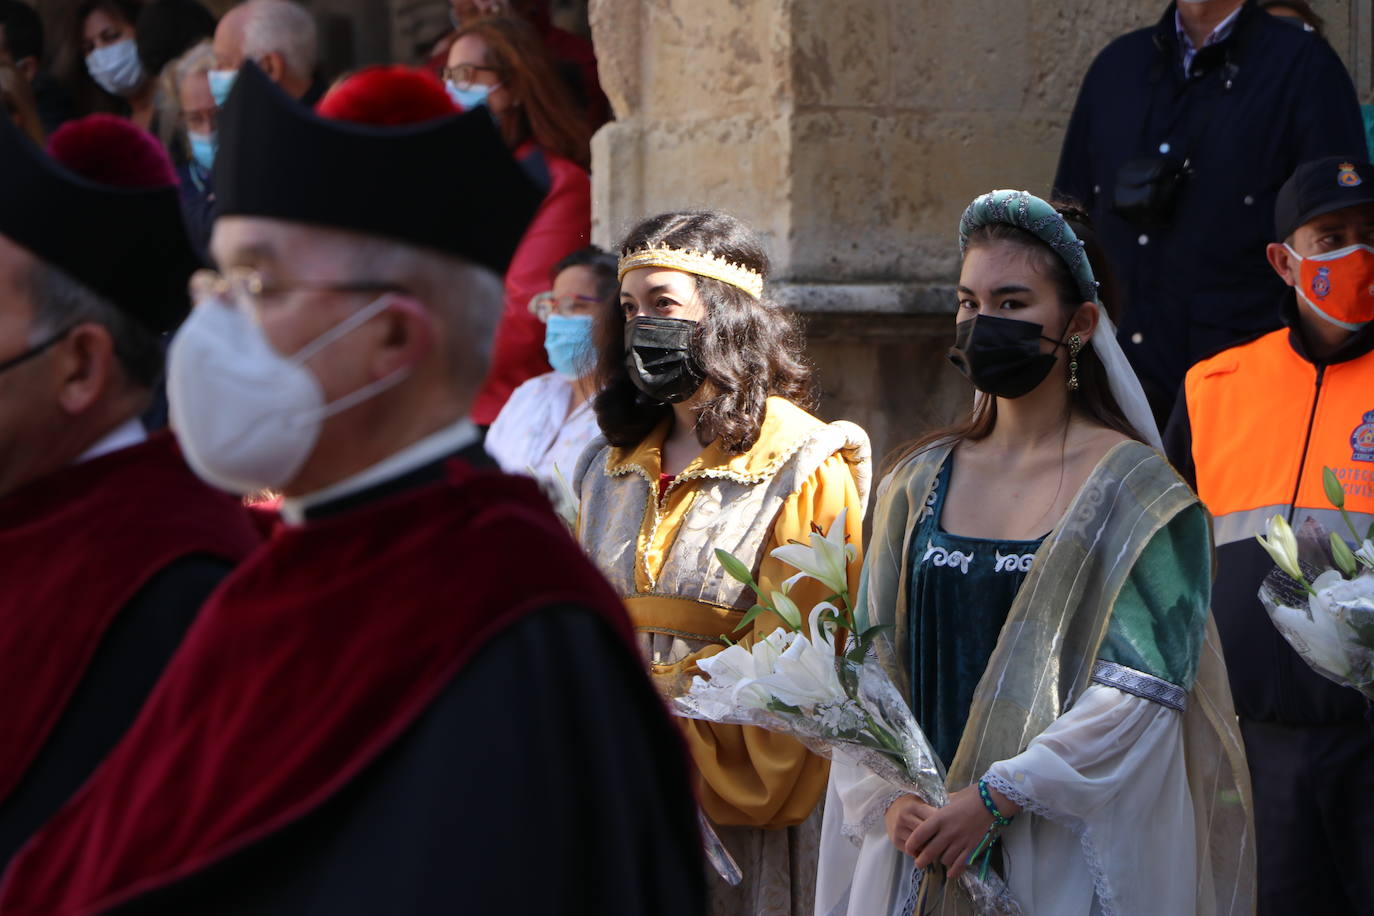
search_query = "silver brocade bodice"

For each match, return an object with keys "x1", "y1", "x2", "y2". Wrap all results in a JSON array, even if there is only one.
[{"x1": 573, "y1": 420, "x2": 871, "y2": 612}]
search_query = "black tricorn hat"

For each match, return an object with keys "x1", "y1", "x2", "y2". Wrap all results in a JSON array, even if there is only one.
[
  {"x1": 214, "y1": 63, "x2": 543, "y2": 275},
  {"x1": 0, "y1": 112, "x2": 196, "y2": 334}
]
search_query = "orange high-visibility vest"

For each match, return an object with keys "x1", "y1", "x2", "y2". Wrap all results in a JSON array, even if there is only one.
[{"x1": 1186, "y1": 328, "x2": 1374, "y2": 548}]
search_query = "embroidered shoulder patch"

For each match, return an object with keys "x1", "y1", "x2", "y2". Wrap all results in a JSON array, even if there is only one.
[{"x1": 1352, "y1": 409, "x2": 1374, "y2": 463}]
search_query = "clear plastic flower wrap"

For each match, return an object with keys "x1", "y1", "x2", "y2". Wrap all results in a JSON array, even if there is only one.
[
  {"x1": 1256, "y1": 469, "x2": 1374, "y2": 700},
  {"x1": 670, "y1": 508, "x2": 1023, "y2": 914},
  {"x1": 1258, "y1": 532, "x2": 1374, "y2": 700}
]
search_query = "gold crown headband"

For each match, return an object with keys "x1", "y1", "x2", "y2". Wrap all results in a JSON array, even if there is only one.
[{"x1": 617, "y1": 247, "x2": 764, "y2": 300}]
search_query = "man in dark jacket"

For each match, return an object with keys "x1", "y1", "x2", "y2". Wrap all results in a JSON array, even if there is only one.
[
  {"x1": 1055, "y1": 0, "x2": 1366, "y2": 425},
  {"x1": 1166, "y1": 156, "x2": 1374, "y2": 914}
]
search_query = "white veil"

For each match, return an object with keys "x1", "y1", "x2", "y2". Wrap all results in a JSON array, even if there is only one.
[{"x1": 1092, "y1": 310, "x2": 1163, "y2": 451}]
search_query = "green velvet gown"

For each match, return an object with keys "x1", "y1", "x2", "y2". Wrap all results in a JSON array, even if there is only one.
[{"x1": 906, "y1": 456, "x2": 1209, "y2": 767}]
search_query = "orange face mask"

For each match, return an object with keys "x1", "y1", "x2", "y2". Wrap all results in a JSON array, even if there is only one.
[{"x1": 1287, "y1": 243, "x2": 1374, "y2": 329}]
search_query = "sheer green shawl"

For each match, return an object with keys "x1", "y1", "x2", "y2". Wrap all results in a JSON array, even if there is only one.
[{"x1": 859, "y1": 439, "x2": 1254, "y2": 915}]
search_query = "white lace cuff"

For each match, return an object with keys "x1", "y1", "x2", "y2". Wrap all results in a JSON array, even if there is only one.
[{"x1": 841, "y1": 789, "x2": 908, "y2": 848}]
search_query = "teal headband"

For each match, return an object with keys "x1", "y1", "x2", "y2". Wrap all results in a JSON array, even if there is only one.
[{"x1": 958, "y1": 190, "x2": 1101, "y2": 305}]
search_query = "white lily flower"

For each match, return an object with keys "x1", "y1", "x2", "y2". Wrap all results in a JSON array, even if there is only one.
[
  {"x1": 1356, "y1": 539, "x2": 1374, "y2": 570},
  {"x1": 806, "y1": 601, "x2": 843, "y2": 648},
  {"x1": 1256, "y1": 514, "x2": 1305, "y2": 585},
  {"x1": 747, "y1": 627, "x2": 793, "y2": 677},
  {"x1": 769, "y1": 506, "x2": 855, "y2": 599},
  {"x1": 754, "y1": 611, "x2": 848, "y2": 710},
  {"x1": 693, "y1": 643, "x2": 762, "y2": 712},
  {"x1": 1271, "y1": 570, "x2": 1355, "y2": 681},
  {"x1": 696, "y1": 642, "x2": 760, "y2": 691}
]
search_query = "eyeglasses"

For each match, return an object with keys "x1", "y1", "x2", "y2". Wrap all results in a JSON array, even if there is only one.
[
  {"x1": 528, "y1": 290, "x2": 604, "y2": 322},
  {"x1": 440, "y1": 63, "x2": 501, "y2": 90},
  {"x1": 190, "y1": 268, "x2": 406, "y2": 316}
]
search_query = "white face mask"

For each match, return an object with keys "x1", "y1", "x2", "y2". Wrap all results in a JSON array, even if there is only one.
[
  {"x1": 85, "y1": 38, "x2": 145, "y2": 97},
  {"x1": 167, "y1": 295, "x2": 411, "y2": 495}
]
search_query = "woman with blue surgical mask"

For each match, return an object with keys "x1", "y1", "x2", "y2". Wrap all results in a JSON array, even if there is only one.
[
  {"x1": 76, "y1": 0, "x2": 155, "y2": 130},
  {"x1": 485, "y1": 247, "x2": 613, "y2": 497},
  {"x1": 166, "y1": 40, "x2": 218, "y2": 261}
]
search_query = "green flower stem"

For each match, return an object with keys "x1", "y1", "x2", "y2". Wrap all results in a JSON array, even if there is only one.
[{"x1": 1340, "y1": 505, "x2": 1365, "y2": 548}]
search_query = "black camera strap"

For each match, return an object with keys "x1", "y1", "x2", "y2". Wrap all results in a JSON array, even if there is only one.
[{"x1": 1112, "y1": 6, "x2": 1256, "y2": 228}]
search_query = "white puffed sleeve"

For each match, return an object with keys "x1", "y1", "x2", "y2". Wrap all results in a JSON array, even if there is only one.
[{"x1": 983, "y1": 683, "x2": 1196, "y2": 916}]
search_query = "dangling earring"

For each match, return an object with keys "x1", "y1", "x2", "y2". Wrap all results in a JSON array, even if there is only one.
[{"x1": 1067, "y1": 334, "x2": 1082, "y2": 391}]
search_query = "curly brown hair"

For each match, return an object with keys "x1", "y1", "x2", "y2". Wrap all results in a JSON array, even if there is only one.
[{"x1": 593, "y1": 210, "x2": 814, "y2": 454}]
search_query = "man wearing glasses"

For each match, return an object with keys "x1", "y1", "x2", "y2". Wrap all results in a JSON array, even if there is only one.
[
  {"x1": 0, "y1": 113, "x2": 259, "y2": 874},
  {"x1": 0, "y1": 65, "x2": 705, "y2": 916}
]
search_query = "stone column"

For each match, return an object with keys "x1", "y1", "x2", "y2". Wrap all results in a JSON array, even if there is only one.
[
  {"x1": 588, "y1": 0, "x2": 1142, "y2": 460},
  {"x1": 587, "y1": 0, "x2": 1374, "y2": 462}
]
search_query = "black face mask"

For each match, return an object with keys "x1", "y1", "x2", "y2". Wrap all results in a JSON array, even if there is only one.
[
  {"x1": 624, "y1": 316, "x2": 705, "y2": 404},
  {"x1": 947, "y1": 313, "x2": 1065, "y2": 399}
]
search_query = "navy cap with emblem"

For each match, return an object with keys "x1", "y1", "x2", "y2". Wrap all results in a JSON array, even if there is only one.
[{"x1": 1274, "y1": 155, "x2": 1374, "y2": 240}]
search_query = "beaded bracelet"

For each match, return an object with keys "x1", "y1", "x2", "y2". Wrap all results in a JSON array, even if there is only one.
[
  {"x1": 978, "y1": 778, "x2": 1014, "y2": 827},
  {"x1": 967, "y1": 779, "x2": 1015, "y2": 879}
]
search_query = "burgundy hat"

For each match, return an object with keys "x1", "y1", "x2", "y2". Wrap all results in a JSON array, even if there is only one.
[{"x1": 0, "y1": 112, "x2": 197, "y2": 333}]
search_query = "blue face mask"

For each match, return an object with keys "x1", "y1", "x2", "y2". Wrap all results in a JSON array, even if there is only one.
[
  {"x1": 207, "y1": 68, "x2": 238, "y2": 108},
  {"x1": 445, "y1": 80, "x2": 492, "y2": 111},
  {"x1": 86, "y1": 38, "x2": 145, "y2": 97},
  {"x1": 189, "y1": 130, "x2": 217, "y2": 172},
  {"x1": 543, "y1": 314, "x2": 595, "y2": 380}
]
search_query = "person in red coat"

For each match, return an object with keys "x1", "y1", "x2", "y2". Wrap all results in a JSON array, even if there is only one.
[
  {"x1": 0, "y1": 64, "x2": 704, "y2": 916},
  {"x1": 441, "y1": 16, "x2": 593, "y2": 426},
  {"x1": 0, "y1": 113, "x2": 261, "y2": 874}
]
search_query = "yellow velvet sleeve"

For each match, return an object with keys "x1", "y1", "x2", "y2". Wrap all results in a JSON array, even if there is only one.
[{"x1": 683, "y1": 453, "x2": 866, "y2": 829}]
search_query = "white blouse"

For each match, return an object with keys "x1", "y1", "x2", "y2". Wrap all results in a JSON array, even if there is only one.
[{"x1": 485, "y1": 372, "x2": 601, "y2": 490}]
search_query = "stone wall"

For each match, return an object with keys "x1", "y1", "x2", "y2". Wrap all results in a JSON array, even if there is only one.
[{"x1": 588, "y1": 0, "x2": 1374, "y2": 462}]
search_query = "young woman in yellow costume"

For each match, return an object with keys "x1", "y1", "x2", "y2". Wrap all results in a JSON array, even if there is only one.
[{"x1": 573, "y1": 210, "x2": 870, "y2": 915}]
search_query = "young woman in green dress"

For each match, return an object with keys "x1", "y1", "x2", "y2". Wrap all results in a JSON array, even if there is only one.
[{"x1": 816, "y1": 191, "x2": 1255, "y2": 916}]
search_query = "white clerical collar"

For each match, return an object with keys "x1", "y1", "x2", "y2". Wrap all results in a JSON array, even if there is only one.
[
  {"x1": 74, "y1": 417, "x2": 146, "y2": 465},
  {"x1": 280, "y1": 418, "x2": 480, "y2": 525}
]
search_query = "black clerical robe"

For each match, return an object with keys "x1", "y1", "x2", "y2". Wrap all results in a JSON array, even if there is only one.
[{"x1": 0, "y1": 450, "x2": 705, "y2": 916}]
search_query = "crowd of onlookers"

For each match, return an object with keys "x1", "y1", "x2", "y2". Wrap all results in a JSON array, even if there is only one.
[
  {"x1": 2, "y1": 1, "x2": 1373, "y2": 913},
  {"x1": 0, "y1": 0, "x2": 604, "y2": 433}
]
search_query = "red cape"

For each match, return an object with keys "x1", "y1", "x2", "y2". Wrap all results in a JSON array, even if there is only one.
[
  {"x1": 0, "y1": 433, "x2": 260, "y2": 809},
  {"x1": 0, "y1": 460, "x2": 635, "y2": 916}
]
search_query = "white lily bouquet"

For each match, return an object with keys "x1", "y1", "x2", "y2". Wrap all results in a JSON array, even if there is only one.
[
  {"x1": 670, "y1": 508, "x2": 1022, "y2": 914},
  {"x1": 1256, "y1": 467, "x2": 1374, "y2": 700}
]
